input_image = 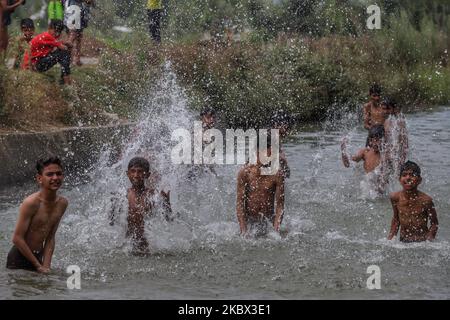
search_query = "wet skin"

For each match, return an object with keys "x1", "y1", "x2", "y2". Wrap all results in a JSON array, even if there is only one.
[
  {"x1": 12, "y1": 164, "x2": 68, "y2": 273},
  {"x1": 388, "y1": 170, "x2": 439, "y2": 242},
  {"x1": 236, "y1": 150, "x2": 285, "y2": 235}
]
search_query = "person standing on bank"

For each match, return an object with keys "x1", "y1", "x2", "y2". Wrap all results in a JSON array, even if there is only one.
[{"x1": 147, "y1": 0, "x2": 162, "y2": 44}]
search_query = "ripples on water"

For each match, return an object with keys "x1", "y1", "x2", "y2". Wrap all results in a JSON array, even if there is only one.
[{"x1": 0, "y1": 67, "x2": 449, "y2": 299}]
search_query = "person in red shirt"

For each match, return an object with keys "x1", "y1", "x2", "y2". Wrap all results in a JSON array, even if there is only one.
[{"x1": 30, "y1": 19, "x2": 72, "y2": 85}]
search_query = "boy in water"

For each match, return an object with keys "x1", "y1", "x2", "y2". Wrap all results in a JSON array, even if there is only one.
[
  {"x1": 363, "y1": 84, "x2": 384, "y2": 130},
  {"x1": 341, "y1": 125, "x2": 387, "y2": 193},
  {"x1": 111, "y1": 157, "x2": 172, "y2": 255},
  {"x1": 236, "y1": 134, "x2": 285, "y2": 237},
  {"x1": 12, "y1": 18, "x2": 34, "y2": 70},
  {"x1": 6, "y1": 157, "x2": 68, "y2": 273},
  {"x1": 387, "y1": 161, "x2": 438, "y2": 242},
  {"x1": 200, "y1": 106, "x2": 216, "y2": 131}
]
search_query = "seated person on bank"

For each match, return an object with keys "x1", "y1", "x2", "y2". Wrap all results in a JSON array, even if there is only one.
[{"x1": 30, "y1": 19, "x2": 72, "y2": 85}]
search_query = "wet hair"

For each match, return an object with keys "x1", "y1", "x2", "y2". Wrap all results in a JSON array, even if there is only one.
[
  {"x1": 36, "y1": 157, "x2": 63, "y2": 174},
  {"x1": 270, "y1": 110, "x2": 293, "y2": 128},
  {"x1": 381, "y1": 96, "x2": 397, "y2": 109},
  {"x1": 128, "y1": 157, "x2": 150, "y2": 173},
  {"x1": 20, "y1": 18, "x2": 35, "y2": 29},
  {"x1": 400, "y1": 161, "x2": 421, "y2": 177},
  {"x1": 200, "y1": 106, "x2": 216, "y2": 117},
  {"x1": 48, "y1": 19, "x2": 64, "y2": 33},
  {"x1": 366, "y1": 125, "x2": 385, "y2": 147},
  {"x1": 369, "y1": 84, "x2": 382, "y2": 96}
]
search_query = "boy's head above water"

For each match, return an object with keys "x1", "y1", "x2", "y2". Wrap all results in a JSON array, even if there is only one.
[
  {"x1": 20, "y1": 18, "x2": 35, "y2": 40},
  {"x1": 369, "y1": 84, "x2": 381, "y2": 102},
  {"x1": 127, "y1": 157, "x2": 150, "y2": 188},
  {"x1": 366, "y1": 125, "x2": 384, "y2": 151},
  {"x1": 399, "y1": 161, "x2": 422, "y2": 191},
  {"x1": 381, "y1": 96, "x2": 399, "y2": 115},
  {"x1": 36, "y1": 157, "x2": 64, "y2": 190},
  {"x1": 200, "y1": 107, "x2": 217, "y2": 129},
  {"x1": 270, "y1": 110, "x2": 293, "y2": 137},
  {"x1": 48, "y1": 19, "x2": 64, "y2": 37}
]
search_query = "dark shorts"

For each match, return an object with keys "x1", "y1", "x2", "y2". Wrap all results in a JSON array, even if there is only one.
[
  {"x1": 147, "y1": 9, "x2": 162, "y2": 43},
  {"x1": 35, "y1": 48, "x2": 71, "y2": 78},
  {"x1": 6, "y1": 245, "x2": 43, "y2": 271}
]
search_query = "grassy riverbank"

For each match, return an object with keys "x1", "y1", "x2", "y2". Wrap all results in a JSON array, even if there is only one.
[{"x1": 1, "y1": 1, "x2": 449, "y2": 131}]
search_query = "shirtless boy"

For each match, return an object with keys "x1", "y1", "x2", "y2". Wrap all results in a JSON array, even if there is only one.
[
  {"x1": 387, "y1": 161, "x2": 438, "y2": 242},
  {"x1": 112, "y1": 157, "x2": 172, "y2": 255},
  {"x1": 342, "y1": 125, "x2": 387, "y2": 193},
  {"x1": 6, "y1": 157, "x2": 68, "y2": 273},
  {"x1": 236, "y1": 136, "x2": 285, "y2": 236},
  {"x1": 363, "y1": 84, "x2": 384, "y2": 130}
]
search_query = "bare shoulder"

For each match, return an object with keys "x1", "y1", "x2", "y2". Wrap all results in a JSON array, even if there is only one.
[
  {"x1": 363, "y1": 102, "x2": 370, "y2": 111},
  {"x1": 418, "y1": 191, "x2": 433, "y2": 204},
  {"x1": 58, "y1": 196, "x2": 69, "y2": 208},
  {"x1": 22, "y1": 192, "x2": 41, "y2": 209},
  {"x1": 238, "y1": 165, "x2": 250, "y2": 179},
  {"x1": 389, "y1": 191, "x2": 401, "y2": 202}
]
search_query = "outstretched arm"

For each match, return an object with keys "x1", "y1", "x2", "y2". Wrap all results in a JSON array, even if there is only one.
[
  {"x1": 12, "y1": 199, "x2": 47, "y2": 273},
  {"x1": 236, "y1": 169, "x2": 247, "y2": 235},
  {"x1": 387, "y1": 194, "x2": 400, "y2": 240},
  {"x1": 1, "y1": 0, "x2": 24, "y2": 12},
  {"x1": 426, "y1": 200, "x2": 438, "y2": 241},
  {"x1": 273, "y1": 174, "x2": 285, "y2": 232}
]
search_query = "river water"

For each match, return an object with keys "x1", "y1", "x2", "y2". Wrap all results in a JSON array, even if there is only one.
[{"x1": 0, "y1": 69, "x2": 448, "y2": 299}]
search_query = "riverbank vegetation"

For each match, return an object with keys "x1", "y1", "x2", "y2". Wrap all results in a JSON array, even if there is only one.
[{"x1": 1, "y1": 0, "x2": 449, "y2": 131}]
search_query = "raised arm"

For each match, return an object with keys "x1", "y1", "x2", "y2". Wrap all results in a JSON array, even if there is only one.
[
  {"x1": 236, "y1": 169, "x2": 247, "y2": 235},
  {"x1": 273, "y1": 174, "x2": 285, "y2": 232},
  {"x1": 12, "y1": 198, "x2": 47, "y2": 272},
  {"x1": 42, "y1": 199, "x2": 67, "y2": 269},
  {"x1": 1, "y1": 0, "x2": 24, "y2": 12},
  {"x1": 426, "y1": 200, "x2": 438, "y2": 241},
  {"x1": 387, "y1": 194, "x2": 400, "y2": 240}
]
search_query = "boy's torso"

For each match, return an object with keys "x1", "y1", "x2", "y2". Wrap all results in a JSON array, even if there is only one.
[
  {"x1": 397, "y1": 191, "x2": 431, "y2": 241},
  {"x1": 244, "y1": 166, "x2": 278, "y2": 219},
  {"x1": 363, "y1": 148, "x2": 381, "y2": 173},
  {"x1": 26, "y1": 194, "x2": 66, "y2": 252}
]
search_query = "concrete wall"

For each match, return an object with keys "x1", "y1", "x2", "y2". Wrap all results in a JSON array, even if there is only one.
[{"x1": 0, "y1": 124, "x2": 133, "y2": 187}]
